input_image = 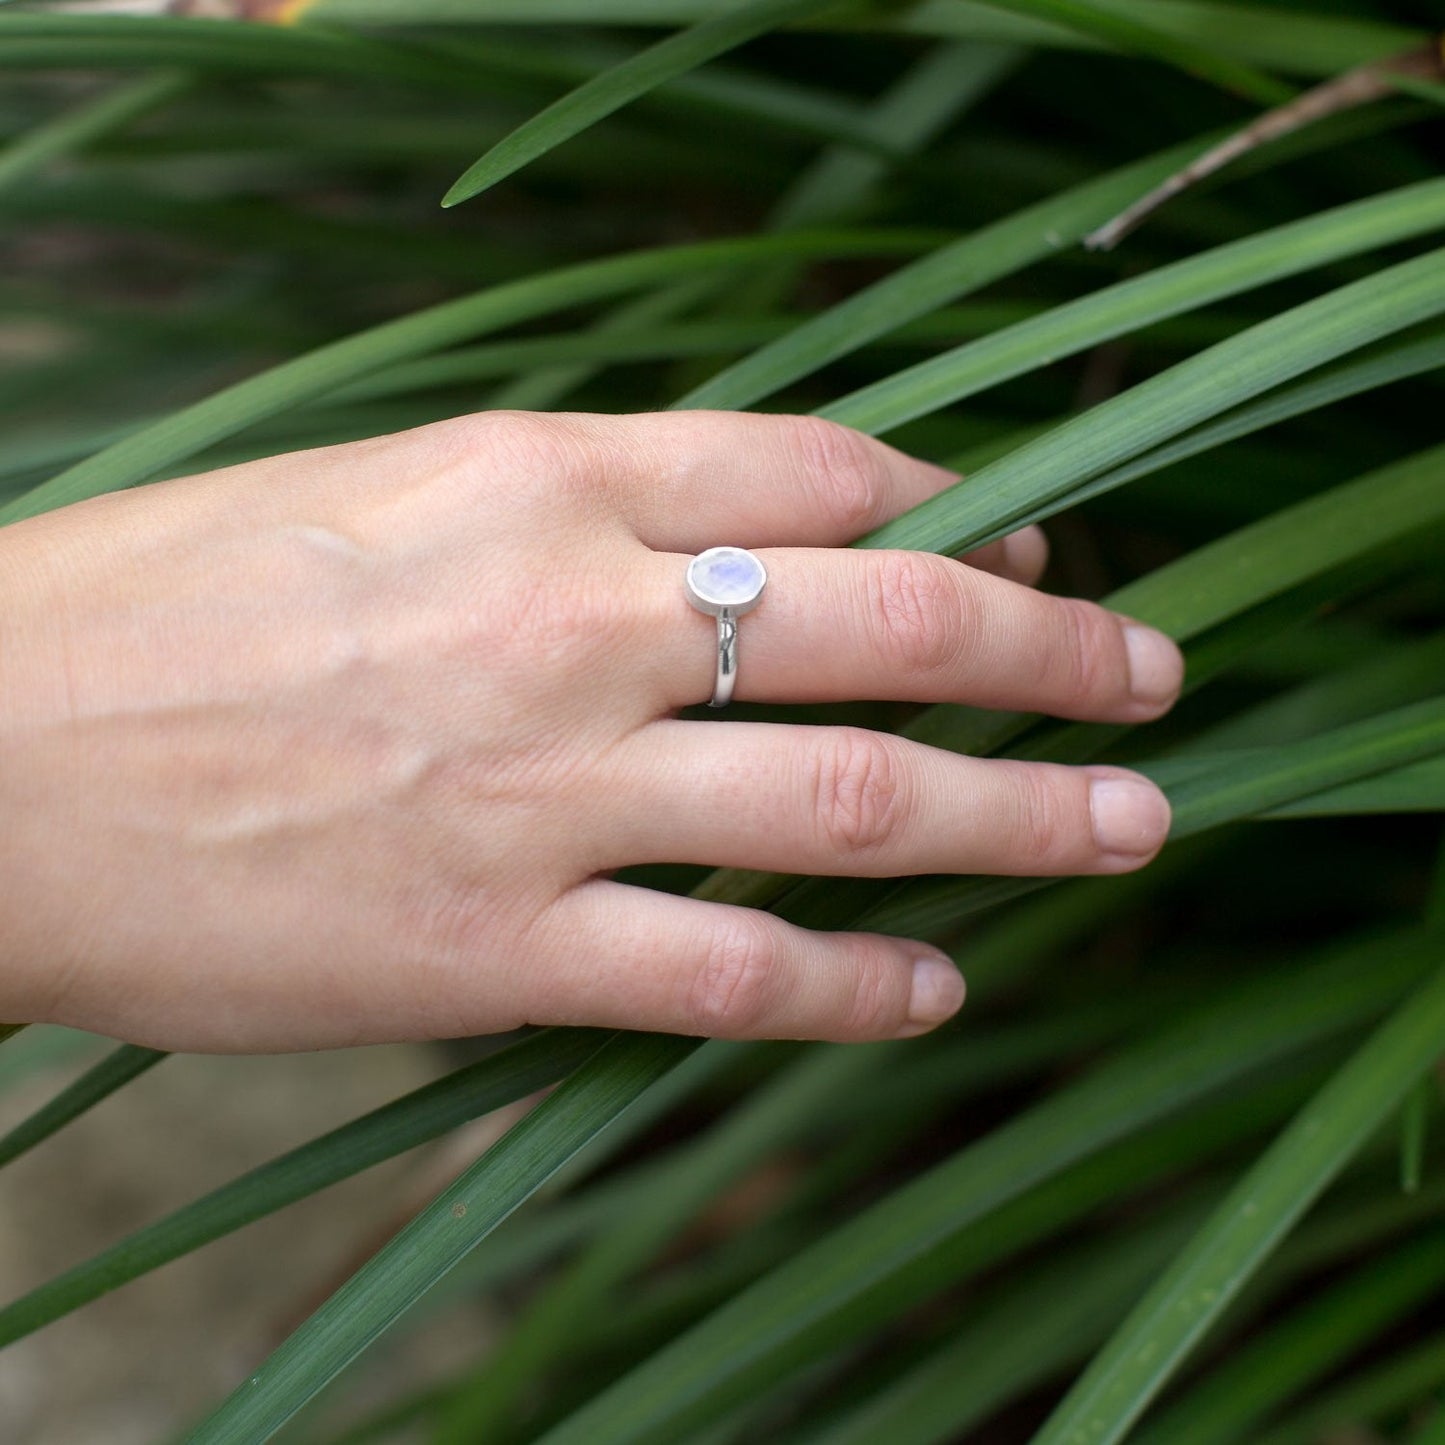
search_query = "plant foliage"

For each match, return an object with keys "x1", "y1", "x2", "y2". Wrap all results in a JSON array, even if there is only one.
[{"x1": 1, "y1": 3, "x2": 1442, "y2": 1442}]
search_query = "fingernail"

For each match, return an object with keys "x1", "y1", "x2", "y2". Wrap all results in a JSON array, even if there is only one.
[
  {"x1": 1090, "y1": 776, "x2": 1172, "y2": 857},
  {"x1": 899, "y1": 953, "x2": 965, "y2": 1037},
  {"x1": 1124, "y1": 625, "x2": 1184, "y2": 706}
]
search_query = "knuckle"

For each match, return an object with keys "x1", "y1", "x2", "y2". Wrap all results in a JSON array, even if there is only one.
[
  {"x1": 394, "y1": 881, "x2": 502, "y2": 1025},
  {"x1": 1052, "y1": 596, "x2": 1115, "y2": 702},
  {"x1": 840, "y1": 945, "x2": 904, "y2": 1037},
  {"x1": 495, "y1": 569, "x2": 628, "y2": 676},
  {"x1": 813, "y1": 727, "x2": 906, "y2": 862},
  {"x1": 871, "y1": 552, "x2": 966, "y2": 679},
  {"x1": 1010, "y1": 764, "x2": 1078, "y2": 868},
  {"x1": 688, "y1": 913, "x2": 778, "y2": 1035},
  {"x1": 788, "y1": 415, "x2": 887, "y2": 534},
  {"x1": 446, "y1": 409, "x2": 591, "y2": 493}
]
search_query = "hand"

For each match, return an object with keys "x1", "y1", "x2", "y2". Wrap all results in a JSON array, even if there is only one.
[{"x1": 0, "y1": 411, "x2": 1181, "y2": 1051}]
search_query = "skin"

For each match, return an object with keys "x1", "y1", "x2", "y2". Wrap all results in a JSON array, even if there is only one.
[{"x1": 0, "y1": 410, "x2": 1182, "y2": 1053}]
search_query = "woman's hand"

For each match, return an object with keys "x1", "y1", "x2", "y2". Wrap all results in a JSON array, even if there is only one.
[{"x1": 0, "y1": 411, "x2": 1181, "y2": 1051}]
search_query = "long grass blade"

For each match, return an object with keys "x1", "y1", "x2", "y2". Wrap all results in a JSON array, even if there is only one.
[
  {"x1": 793, "y1": 1169, "x2": 1445, "y2": 1445},
  {"x1": 431, "y1": 1041, "x2": 902, "y2": 1441},
  {"x1": 858, "y1": 248, "x2": 1445, "y2": 554},
  {"x1": 791, "y1": 1212, "x2": 1204, "y2": 1445},
  {"x1": 442, "y1": 0, "x2": 840, "y2": 206},
  {"x1": 488, "y1": 38, "x2": 1016, "y2": 411},
  {"x1": 0, "y1": 16, "x2": 489, "y2": 92},
  {"x1": 1261, "y1": 753, "x2": 1445, "y2": 816},
  {"x1": 185, "y1": 1031, "x2": 696, "y2": 1444},
  {"x1": 0, "y1": 1028, "x2": 608, "y2": 1346},
  {"x1": 960, "y1": 0, "x2": 1290, "y2": 104},
  {"x1": 673, "y1": 132, "x2": 1218, "y2": 411},
  {"x1": 1105, "y1": 443, "x2": 1445, "y2": 640},
  {"x1": 522, "y1": 930, "x2": 1437, "y2": 1445},
  {"x1": 1128, "y1": 1232, "x2": 1445, "y2": 1445},
  {"x1": 968, "y1": 327, "x2": 1445, "y2": 548},
  {"x1": 1028, "y1": 958, "x2": 1445, "y2": 1445},
  {"x1": 0, "y1": 227, "x2": 932, "y2": 524},
  {"x1": 1253, "y1": 1333, "x2": 1445, "y2": 1445},
  {"x1": 817, "y1": 179, "x2": 1445, "y2": 436},
  {"x1": 857, "y1": 692, "x2": 1445, "y2": 940},
  {"x1": 0, "y1": 1043, "x2": 166, "y2": 1169},
  {"x1": 291, "y1": 2, "x2": 1420, "y2": 79},
  {"x1": 1157, "y1": 695, "x2": 1445, "y2": 836},
  {"x1": 0, "y1": 70, "x2": 188, "y2": 194}
]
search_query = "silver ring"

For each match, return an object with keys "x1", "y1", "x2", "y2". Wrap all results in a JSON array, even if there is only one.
[{"x1": 684, "y1": 546, "x2": 767, "y2": 708}]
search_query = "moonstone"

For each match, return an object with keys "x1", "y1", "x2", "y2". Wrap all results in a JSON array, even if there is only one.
[{"x1": 687, "y1": 547, "x2": 766, "y2": 612}]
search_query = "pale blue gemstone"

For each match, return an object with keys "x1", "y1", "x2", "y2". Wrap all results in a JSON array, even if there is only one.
[{"x1": 690, "y1": 547, "x2": 765, "y2": 607}]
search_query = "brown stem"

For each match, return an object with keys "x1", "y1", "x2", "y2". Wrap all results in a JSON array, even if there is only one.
[{"x1": 1086, "y1": 39, "x2": 1445, "y2": 252}]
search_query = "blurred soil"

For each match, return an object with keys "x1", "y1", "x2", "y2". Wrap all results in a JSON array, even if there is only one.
[{"x1": 0, "y1": 1036, "x2": 496, "y2": 1445}]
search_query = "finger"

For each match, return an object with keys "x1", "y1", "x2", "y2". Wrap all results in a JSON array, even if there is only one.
[
  {"x1": 604, "y1": 721, "x2": 1172, "y2": 878},
  {"x1": 927, "y1": 521, "x2": 1049, "y2": 585},
  {"x1": 555, "y1": 409, "x2": 970, "y2": 551},
  {"x1": 960, "y1": 523, "x2": 1050, "y2": 587},
  {"x1": 640, "y1": 546, "x2": 1182, "y2": 719},
  {"x1": 529, "y1": 878, "x2": 965, "y2": 1042}
]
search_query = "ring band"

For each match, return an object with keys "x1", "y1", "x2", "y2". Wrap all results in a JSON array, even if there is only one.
[{"x1": 684, "y1": 546, "x2": 767, "y2": 708}]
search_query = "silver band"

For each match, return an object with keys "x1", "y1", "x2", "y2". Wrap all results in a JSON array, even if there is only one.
[
  {"x1": 711, "y1": 610, "x2": 739, "y2": 709},
  {"x1": 684, "y1": 546, "x2": 767, "y2": 709}
]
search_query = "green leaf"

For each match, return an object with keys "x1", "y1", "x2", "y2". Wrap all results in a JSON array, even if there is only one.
[
  {"x1": 0, "y1": 227, "x2": 932, "y2": 524},
  {"x1": 1180, "y1": 629, "x2": 1445, "y2": 754},
  {"x1": 1130, "y1": 1233, "x2": 1445, "y2": 1445},
  {"x1": 858, "y1": 248, "x2": 1445, "y2": 555},
  {"x1": 290, "y1": 2, "x2": 1421, "y2": 79},
  {"x1": 1252, "y1": 1333, "x2": 1445, "y2": 1445},
  {"x1": 1416, "y1": 1403, "x2": 1445, "y2": 1444},
  {"x1": 0, "y1": 70, "x2": 188, "y2": 194},
  {"x1": 856, "y1": 693, "x2": 1445, "y2": 941},
  {"x1": 185, "y1": 1031, "x2": 695, "y2": 1443},
  {"x1": 0, "y1": 1028, "x2": 608, "y2": 1346},
  {"x1": 432, "y1": 1040, "x2": 909, "y2": 1442},
  {"x1": 977, "y1": 327, "x2": 1445, "y2": 551},
  {"x1": 960, "y1": 0, "x2": 1291, "y2": 105},
  {"x1": 441, "y1": 0, "x2": 840, "y2": 206},
  {"x1": 521, "y1": 929, "x2": 1436, "y2": 1445},
  {"x1": 1262, "y1": 754, "x2": 1445, "y2": 817},
  {"x1": 0, "y1": 15, "x2": 490, "y2": 92},
  {"x1": 1157, "y1": 695, "x2": 1445, "y2": 837},
  {"x1": 1108, "y1": 444, "x2": 1445, "y2": 641},
  {"x1": 0, "y1": 1044, "x2": 166, "y2": 1169},
  {"x1": 817, "y1": 180, "x2": 1445, "y2": 437},
  {"x1": 1028, "y1": 958, "x2": 1445, "y2": 1445},
  {"x1": 486, "y1": 38, "x2": 1017, "y2": 412},
  {"x1": 674, "y1": 131, "x2": 1218, "y2": 412},
  {"x1": 790, "y1": 1211, "x2": 1203, "y2": 1445},
  {"x1": 793, "y1": 1164, "x2": 1445, "y2": 1445},
  {"x1": 1403, "y1": 1072, "x2": 1433, "y2": 1192}
]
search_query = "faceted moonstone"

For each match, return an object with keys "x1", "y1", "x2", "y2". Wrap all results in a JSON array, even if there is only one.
[{"x1": 688, "y1": 547, "x2": 766, "y2": 610}]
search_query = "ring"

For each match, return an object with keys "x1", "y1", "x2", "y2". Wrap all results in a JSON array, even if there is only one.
[{"x1": 684, "y1": 546, "x2": 767, "y2": 708}]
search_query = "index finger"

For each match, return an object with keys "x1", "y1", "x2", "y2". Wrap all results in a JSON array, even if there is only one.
[{"x1": 558, "y1": 411, "x2": 1037, "y2": 573}]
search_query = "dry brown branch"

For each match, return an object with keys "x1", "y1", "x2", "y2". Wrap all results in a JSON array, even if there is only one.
[{"x1": 1086, "y1": 38, "x2": 1445, "y2": 251}]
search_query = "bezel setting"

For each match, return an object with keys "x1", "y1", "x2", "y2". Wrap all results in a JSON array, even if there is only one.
[{"x1": 684, "y1": 546, "x2": 767, "y2": 617}]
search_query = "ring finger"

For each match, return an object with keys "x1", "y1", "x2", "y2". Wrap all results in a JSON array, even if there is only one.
[{"x1": 638, "y1": 546, "x2": 1182, "y2": 719}]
